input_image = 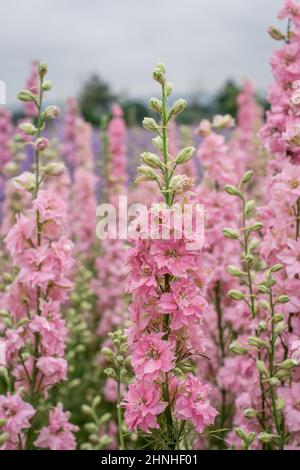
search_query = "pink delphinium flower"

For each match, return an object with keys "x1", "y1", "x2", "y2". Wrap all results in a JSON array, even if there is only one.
[
  {"x1": 123, "y1": 381, "x2": 167, "y2": 433},
  {"x1": 174, "y1": 374, "x2": 218, "y2": 433},
  {"x1": 0, "y1": 393, "x2": 35, "y2": 447},
  {"x1": 131, "y1": 332, "x2": 175, "y2": 380},
  {"x1": 34, "y1": 405, "x2": 78, "y2": 450}
]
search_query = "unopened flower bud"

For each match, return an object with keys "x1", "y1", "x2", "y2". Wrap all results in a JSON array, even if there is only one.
[
  {"x1": 258, "y1": 432, "x2": 277, "y2": 444},
  {"x1": 137, "y1": 165, "x2": 159, "y2": 181},
  {"x1": 98, "y1": 413, "x2": 111, "y2": 426},
  {"x1": 13, "y1": 171, "x2": 36, "y2": 191},
  {"x1": 276, "y1": 397, "x2": 285, "y2": 411},
  {"x1": 274, "y1": 321, "x2": 287, "y2": 335},
  {"x1": 241, "y1": 170, "x2": 254, "y2": 185},
  {"x1": 18, "y1": 90, "x2": 36, "y2": 102},
  {"x1": 229, "y1": 290, "x2": 245, "y2": 301},
  {"x1": 212, "y1": 114, "x2": 235, "y2": 129},
  {"x1": 271, "y1": 264, "x2": 284, "y2": 273},
  {"x1": 101, "y1": 347, "x2": 114, "y2": 360},
  {"x1": 92, "y1": 396, "x2": 102, "y2": 408},
  {"x1": 258, "y1": 284, "x2": 268, "y2": 294},
  {"x1": 168, "y1": 99, "x2": 187, "y2": 120},
  {"x1": 229, "y1": 341, "x2": 248, "y2": 355},
  {"x1": 196, "y1": 119, "x2": 212, "y2": 137},
  {"x1": 152, "y1": 136, "x2": 164, "y2": 151},
  {"x1": 42, "y1": 80, "x2": 52, "y2": 91},
  {"x1": 224, "y1": 185, "x2": 242, "y2": 197},
  {"x1": 140, "y1": 152, "x2": 163, "y2": 169},
  {"x1": 227, "y1": 265, "x2": 244, "y2": 277},
  {"x1": 273, "y1": 313, "x2": 284, "y2": 323},
  {"x1": 36, "y1": 137, "x2": 50, "y2": 151},
  {"x1": 245, "y1": 200, "x2": 255, "y2": 216},
  {"x1": 277, "y1": 295, "x2": 289, "y2": 304},
  {"x1": 268, "y1": 26, "x2": 285, "y2": 41},
  {"x1": 152, "y1": 64, "x2": 165, "y2": 84},
  {"x1": 0, "y1": 418, "x2": 7, "y2": 429},
  {"x1": 235, "y1": 428, "x2": 247, "y2": 441},
  {"x1": 256, "y1": 360, "x2": 268, "y2": 376},
  {"x1": 175, "y1": 147, "x2": 195, "y2": 165},
  {"x1": 249, "y1": 222, "x2": 264, "y2": 232},
  {"x1": 258, "y1": 321, "x2": 267, "y2": 333},
  {"x1": 19, "y1": 122, "x2": 37, "y2": 136},
  {"x1": 38, "y1": 61, "x2": 48, "y2": 78},
  {"x1": 149, "y1": 97, "x2": 162, "y2": 113},
  {"x1": 44, "y1": 105, "x2": 60, "y2": 119},
  {"x1": 81, "y1": 405, "x2": 93, "y2": 416},
  {"x1": 143, "y1": 117, "x2": 159, "y2": 131},
  {"x1": 248, "y1": 337, "x2": 269, "y2": 349},
  {"x1": 244, "y1": 408, "x2": 257, "y2": 419},
  {"x1": 43, "y1": 162, "x2": 65, "y2": 176},
  {"x1": 165, "y1": 82, "x2": 173, "y2": 97},
  {"x1": 84, "y1": 423, "x2": 98, "y2": 433},
  {"x1": 259, "y1": 300, "x2": 270, "y2": 311},
  {"x1": 223, "y1": 228, "x2": 239, "y2": 240},
  {"x1": 0, "y1": 433, "x2": 9, "y2": 446},
  {"x1": 277, "y1": 359, "x2": 298, "y2": 370}
]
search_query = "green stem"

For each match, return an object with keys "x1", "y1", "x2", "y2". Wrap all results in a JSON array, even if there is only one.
[
  {"x1": 269, "y1": 289, "x2": 285, "y2": 450},
  {"x1": 161, "y1": 82, "x2": 170, "y2": 207},
  {"x1": 116, "y1": 371, "x2": 125, "y2": 450}
]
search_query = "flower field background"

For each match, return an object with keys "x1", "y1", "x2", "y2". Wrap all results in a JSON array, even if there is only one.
[{"x1": 1, "y1": 0, "x2": 300, "y2": 451}]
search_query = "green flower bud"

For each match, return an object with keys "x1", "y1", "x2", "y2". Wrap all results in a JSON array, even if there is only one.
[
  {"x1": 249, "y1": 222, "x2": 264, "y2": 232},
  {"x1": 271, "y1": 264, "x2": 284, "y2": 273},
  {"x1": 137, "y1": 165, "x2": 159, "y2": 181},
  {"x1": 241, "y1": 170, "x2": 254, "y2": 185},
  {"x1": 268, "y1": 26, "x2": 285, "y2": 41},
  {"x1": 229, "y1": 290, "x2": 245, "y2": 301},
  {"x1": 273, "y1": 313, "x2": 284, "y2": 323},
  {"x1": 98, "y1": 413, "x2": 112, "y2": 425},
  {"x1": 152, "y1": 136, "x2": 164, "y2": 151},
  {"x1": 149, "y1": 97, "x2": 162, "y2": 113},
  {"x1": 0, "y1": 418, "x2": 7, "y2": 427},
  {"x1": 245, "y1": 200, "x2": 255, "y2": 217},
  {"x1": 259, "y1": 300, "x2": 270, "y2": 311},
  {"x1": 152, "y1": 64, "x2": 165, "y2": 84},
  {"x1": 229, "y1": 341, "x2": 248, "y2": 355},
  {"x1": 43, "y1": 105, "x2": 60, "y2": 119},
  {"x1": 43, "y1": 162, "x2": 65, "y2": 176},
  {"x1": 19, "y1": 122, "x2": 37, "y2": 136},
  {"x1": 224, "y1": 185, "x2": 242, "y2": 197},
  {"x1": 258, "y1": 432, "x2": 277, "y2": 444},
  {"x1": 248, "y1": 337, "x2": 269, "y2": 349},
  {"x1": 81, "y1": 405, "x2": 93, "y2": 416},
  {"x1": 38, "y1": 61, "x2": 48, "y2": 78},
  {"x1": 42, "y1": 80, "x2": 52, "y2": 91},
  {"x1": 235, "y1": 428, "x2": 247, "y2": 441},
  {"x1": 140, "y1": 152, "x2": 163, "y2": 169},
  {"x1": 17, "y1": 90, "x2": 36, "y2": 103},
  {"x1": 227, "y1": 265, "x2": 245, "y2": 277},
  {"x1": 244, "y1": 408, "x2": 257, "y2": 419},
  {"x1": 84, "y1": 422, "x2": 98, "y2": 433},
  {"x1": 274, "y1": 321, "x2": 287, "y2": 335},
  {"x1": 223, "y1": 228, "x2": 239, "y2": 240},
  {"x1": 277, "y1": 295, "x2": 289, "y2": 304},
  {"x1": 256, "y1": 360, "x2": 268, "y2": 376},
  {"x1": 165, "y1": 82, "x2": 173, "y2": 97},
  {"x1": 175, "y1": 147, "x2": 195, "y2": 165},
  {"x1": 0, "y1": 433, "x2": 9, "y2": 446},
  {"x1": 257, "y1": 284, "x2": 269, "y2": 294},
  {"x1": 246, "y1": 432, "x2": 256, "y2": 446},
  {"x1": 143, "y1": 117, "x2": 159, "y2": 131},
  {"x1": 168, "y1": 99, "x2": 187, "y2": 120},
  {"x1": 92, "y1": 396, "x2": 102, "y2": 408},
  {"x1": 276, "y1": 359, "x2": 298, "y2": 370},
  {"x1": 276, "y1": 397, "x2": 285, "y2": 411}
]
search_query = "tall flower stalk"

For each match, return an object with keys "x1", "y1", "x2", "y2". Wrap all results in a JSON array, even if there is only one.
[{"x1": 122, "y1": 64, "x2": 217, "y2": 450}]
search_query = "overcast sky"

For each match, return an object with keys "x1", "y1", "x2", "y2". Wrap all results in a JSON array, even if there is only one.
[{"x1": 1, "y1": 0, "x2": 284, "y2": 106}]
